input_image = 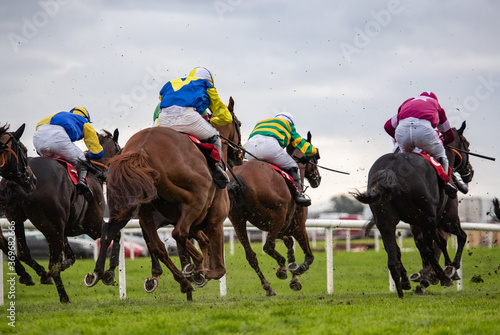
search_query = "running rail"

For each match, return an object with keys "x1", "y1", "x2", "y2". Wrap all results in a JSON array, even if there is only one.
[{"x1": 1, "y1": 219, "x2": 499, "y2": 303}]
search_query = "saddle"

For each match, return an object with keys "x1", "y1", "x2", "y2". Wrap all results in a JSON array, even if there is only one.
[
  {"x1": 414, "y1": 153, "x2": 451, "y2": 183},
  {"x1": 268, "y1": 164, "x2": 298, "y2": 195},
  {"x1": 53, "y1": 158, "x2": 79, "y2": 185},
  {"x1": 186, "y1": 135, "x2": 221, "y2": 167}
]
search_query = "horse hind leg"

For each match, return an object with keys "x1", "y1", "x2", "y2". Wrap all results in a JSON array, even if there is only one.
[
  {"x1": 47, "y1": 240, "x2": 70, "y2": 303},
  {"x1": 14, "y1": 226, "x2": 53, "y2": 285},
  {"x1": 102, "y1": 231, "x2": 122, "y2": 286}
]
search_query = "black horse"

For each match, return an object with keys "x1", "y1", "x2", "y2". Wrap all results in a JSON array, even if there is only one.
[
  {"x1": 409, "y1": 122, "x2": 474, "y2": 292},
  {"x1": 492, "y1": 198, "x2": 500, "y2": 221},
  {"x1": 0, "y1": 123, "x2": 37, "y2": 285},
  {"x1": 353, "y1": 122, "x2": 471, "y2": 298},
  {"x1": 1, "y1": 129, "x2": 121, "y2": 303}
]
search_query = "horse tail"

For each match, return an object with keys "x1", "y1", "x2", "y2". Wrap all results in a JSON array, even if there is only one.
[
  {"x1": 107, "y1": 149, "x2": 160, "y2": 221},
  {"x1": 352, "y1": 169, "x2": 401, "y2": 205}
]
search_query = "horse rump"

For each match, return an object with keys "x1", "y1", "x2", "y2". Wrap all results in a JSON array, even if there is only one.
[
  {"x1": 107, "y1": 149, "x2": 160, "y2": 220},
  {"x1": 352, "y1": 169, "x2": 400, "y2": 205}
]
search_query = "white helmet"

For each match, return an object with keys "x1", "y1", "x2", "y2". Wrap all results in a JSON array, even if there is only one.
[
  {"x1": 274, "y1": 112, "x2": 295, "y2": 125},
  {"x1": 191, "y1": 67, "x2": 214, "y2": 85}
]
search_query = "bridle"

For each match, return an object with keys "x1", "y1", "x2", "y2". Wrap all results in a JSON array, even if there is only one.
[
  {"x1": 220, "y1": 109, "x2": 243, "y2": 166},
  {"x1": 450, "y1": 133, "x2": 474, "y2": 183},
  {"x1": 0, "y1": 132, "x2": 34, "y2": 188}
]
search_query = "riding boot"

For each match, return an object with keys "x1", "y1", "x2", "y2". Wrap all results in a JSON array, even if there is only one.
[
  {"x1": 76, "y1": 162, "x2": 94, "y2": 202},
  {"x1": 452, "y1": 171, "x2": 469, "y2": 194},
  {"x1": 288, "y1": 167, "x2": 311, "y2": 207},
  {"x1": 206, "y1": 135, "x2": 230, "y2": 189},
  {"x1": 437, "y1": 157, "x2": 457, "y2": 199}
]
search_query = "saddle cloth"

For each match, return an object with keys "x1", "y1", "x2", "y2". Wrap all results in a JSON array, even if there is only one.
[
  {"x1": 186, "y1": 135, "x2": 221, "y2": 167},
  {"x1": 53, "y1": 158, "x2": 79, "y2": 185},
  {"x1": 415, "y1": 153, "x2": 451, "y2": 183},
  {"x1": 268, "y1": 164, "x2": 298, "y2": 195}
]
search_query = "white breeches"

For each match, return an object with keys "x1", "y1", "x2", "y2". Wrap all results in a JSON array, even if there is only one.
[
  {"x1": 245, "y1": 134, "x2": 298, "y2": 170},
  {"x1": 395, "y1": 118, "x2": 446, "y2": 160},
  {"x1": 33, "y1": 124, "x2": 85, "y2": 164},
  {"x1": 157, "y1": 106, "x2": 217, "y2": 140}
]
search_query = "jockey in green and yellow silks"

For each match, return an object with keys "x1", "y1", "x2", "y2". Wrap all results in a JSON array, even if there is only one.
[{"x1": 245, "y1": 112, "x2": 319, "y2": 207}]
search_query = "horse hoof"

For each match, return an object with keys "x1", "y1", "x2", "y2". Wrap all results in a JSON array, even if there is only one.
[
  {"x1": 40, "y1": 275, "x2": 54, "y2": 285},
  {"x1": 290, "y1": 281, "x2": 302, "y2": 291},
  {"x1": 276, "y1": 269, "x2": 288, "y2": 280},
  {"x1": 420, "y1": 279, "x2": 430, "y2": 288},
  {"x1": 265, "y1": 288, "x2": 277, "y2": 297},
  {"x1": 194, "y1": 278, "x2": 208, "y2": 288},
  {"x1": 428, "y1": 273, "x2": 440, "y2": 286},
  {"x1": 402, "y1": 281, "x2": 412, "y2": 290},
  {"x1": 287, "y1": 262, "x2": 299, "y2": 272},
  {"x1": 182, "y1": 264, "x2": 195, "y2": 278},
  {"x1": 192, "y1": 272, "x2": 207, "y2": 288},
  {"x1": 414, "y1": 285, "x2": 426, "y2": 295},
  {"x1": 144, "y1": 278, "x2": 158, "y2": 293},
  {"x1": 19, "y1": 275, "x2": 35, "y2": 286},
  {"x1": 443, "y1": 265, "x2": 456, "y2": 278},
  {"x1": 102, "y1": 270, "x2": 116, "y2": 286},
  {"x1": 451, "y1": 272, "x2": 461, "y2": 281},
  {"x1": 84, "y1": 273, "x2": 99, "y2": 287},
  {"x1": 409, "y1": 273, "x2": 422, "y2": 282},
  {"x1": 441, "y1": 278, "x2": 453, "y2": 287}
]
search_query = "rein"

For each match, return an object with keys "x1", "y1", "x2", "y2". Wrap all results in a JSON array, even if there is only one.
[{"x1": 0, "y1": 147, "x2": 19, "y2": 168}]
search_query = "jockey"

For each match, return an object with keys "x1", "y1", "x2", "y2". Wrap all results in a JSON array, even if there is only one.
[
  {"x1": 156, "y1": 67, "x2": 233, "y2": 188},
  {"x1": 245, "y1": 112, "x2": 319, "y2": 207},
  {"x1": 33, "y1": 107, "x2": 103, "y2": 202},
  {"x1": 384, "y1": 92, "x2": 458, "y2": 198}
]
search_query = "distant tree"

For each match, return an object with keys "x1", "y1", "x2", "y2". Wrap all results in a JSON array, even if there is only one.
[{"x1": 330, "y1": 194, "x2": 364, "y2": 214}]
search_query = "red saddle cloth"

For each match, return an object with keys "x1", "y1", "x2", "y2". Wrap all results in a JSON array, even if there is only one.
[
  {"x1": 269, "y1": 164, "x2": 298, "y2": 195},
  {"x1": 186, "y1": 135, "x2": 221, "y2": 167},
  {"x1": 415, "y1": 153, "x2": 451, "y2": 183},
  {"x1": 53, "y1": 158, "x2": 79, "y2": 185}
]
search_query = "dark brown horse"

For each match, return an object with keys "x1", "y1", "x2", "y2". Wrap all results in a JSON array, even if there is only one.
[
  {"x1": 227, "y1": 132, "x2": 321, "y2": 296},
  {"x1": 85, "y1": 97, "x2": 243, "y2": 298},
  {"x1": 353, "y1": 123, "x2": 473, "y2": 298},
  {"x1": 409, "y1": 122, "x2": 474, "y2": 292},
  {"x1": 0, "y1": 123, "x2": 37, "y2": 285},
  {"x1": 1, "y1": 129, "x2": 121, "y2": 303}
]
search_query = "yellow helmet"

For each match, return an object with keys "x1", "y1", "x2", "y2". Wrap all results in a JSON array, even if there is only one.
[{"x1": 70, "y1": 107, "x2": 91, "y2": 123}]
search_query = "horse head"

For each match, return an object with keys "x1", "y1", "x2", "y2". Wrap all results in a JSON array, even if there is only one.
[
  {"x1": 304, "y1": 131, "x2": 321, "y2": 188},
  {"x1": 0, "y1": 123, "x2": 36, "y2": 193},
  {"x1": 219, "y1": 96, "x2": 244, "y2": 167},
  {"x1": 448, "y1": 121, "x2": 474, "y2": 184},
  {"x1": 98, "y1": 129, "x2": 121, "y2": 165}
]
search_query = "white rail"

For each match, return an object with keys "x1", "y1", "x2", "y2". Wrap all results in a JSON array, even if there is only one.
[{"x1": 1, "y1": 219, "x2": 499, "y2": 303}]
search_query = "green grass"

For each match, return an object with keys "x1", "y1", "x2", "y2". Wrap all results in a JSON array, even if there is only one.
[{"x1": 1, "y1": 240, "x2": 500, "y2": 335}]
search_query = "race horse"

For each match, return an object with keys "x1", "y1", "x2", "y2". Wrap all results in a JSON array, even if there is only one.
[
  {"x1": 353, "y1": 122, "x2": 472, "y2": 298},
  {"x1": 85, "y1": 97, "x2": 243, "y2": 298},
  {"x1": 492, "y1": 198, "x2": 500, "y2": 221},
  {"x1": 1, "y1": 129, "x2": 121, "y2": 303},
  {"x1": 227, "y1": 132, "x2": 321, "y2": 296},
  {"x1": 0, "y1": 123, "x2": 37, "y2": 285},
  {"x1": 408, "y1": 121, "x2": 474, "y2": 293}
]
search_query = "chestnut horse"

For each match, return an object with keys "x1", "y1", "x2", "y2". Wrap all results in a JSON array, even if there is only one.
[
  {"x1": 0, "y1": 123, "x2": 37, "y2": 285},
  {"x1": 409, "y1": 122, "x2": 474, "y2": 292},
  {"x1": 85, "y1": 97, "x2": 243, "y2": 298},
  {"x1": 353, "y1": 123, "x2": 472, "y2": 298},
  {"x1": 1, "y1": 129, "x2": 121, "y2": 303},
  {"x1": 227, "y1": 132, "x2": 321, "y2": 296}
]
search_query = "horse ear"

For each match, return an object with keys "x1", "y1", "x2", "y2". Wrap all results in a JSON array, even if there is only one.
[
  {"x1": 307, "y1": 131, "x2": 312, "y2": 143},
  {"x1": 458, "y1": 121, "x2": 466, "y2": 135},
  {"x1": 13, "y1": 123, "x2": 26, "y2": 141},
  {"x1": 228, "y1": 96, "x2": 234, "y2": 112},
  {"x1": 113, "y1": 129, "x2": 119, "y2": 143}
]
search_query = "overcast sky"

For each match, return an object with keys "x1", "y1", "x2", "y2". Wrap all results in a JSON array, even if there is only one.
[{"x1": 1, "y1": 0, "x2": 499, "y2": 214}]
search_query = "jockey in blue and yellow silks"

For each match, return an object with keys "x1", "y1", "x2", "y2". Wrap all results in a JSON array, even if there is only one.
[
  {"x1": 33, "y1": 107, "x2": 102, "y2": 201},
  {"x1": 245, "y1": 112, "x2": 319, "y2": 207},
  {"x1": 156, "y1": 67, "x2": 233, "y2": 188}
]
